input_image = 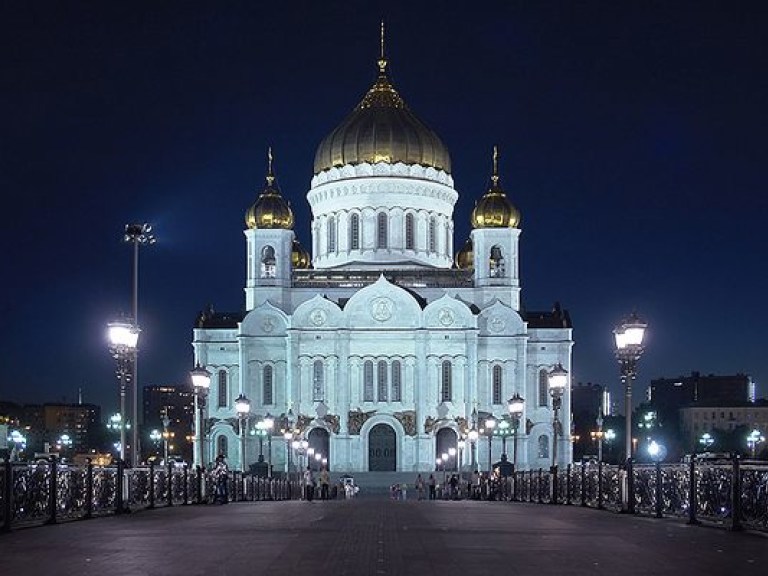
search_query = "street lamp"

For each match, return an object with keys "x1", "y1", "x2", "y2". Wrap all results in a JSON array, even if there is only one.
[
  {"x1": 263, "y1": 412, "x2": 274, "y2": 477},
  {"x1": 190, "y1": 363, "x2": 211, "y2": 469},
  {"x1": 507, "y1": 393, "x2": 525, "y2": 469},
  {"x1": 149, "y1": 429, "x2": 162, "y2": 461},
  {"x1": 235, "y1": 393, "x2": 251, "y2": 473},
  {"x1": 124, "y1": 223, "x2": 155, "y2": 467},
  {"x1": 592, "y1": 408, "x2": 605, "y2": 462},
  {"x1": 457, "y1": 438, "x2": 466, "y2": 475},
  {"x1": 699, "y1": 432, "x2": 714, "y2": 453},
  {"x1": 468, "y1": 407, "x2": 479, "y2": 473},
  {"x1": 747, "y1": 429, "x2": 765, "y2": 459},
  {"x1": 161, "y1": 413, "x2": 171, "y2": 463},
  {"x1": 614, "y1": 313, "x2": 647, "y2": 462},
  {"x1": 548, "y1": 363, "x2": 568, "y2": 504},
  {"x1": 107, "y1": 319, "x2": 140, "y2": 463},
  {"x1": 484, "y1": 417, "x2": 496, "y2": 471}
]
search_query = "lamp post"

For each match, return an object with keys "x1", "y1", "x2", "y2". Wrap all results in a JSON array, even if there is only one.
[
  {"x1": 699, "y1": 432, "x2": 714, "y2": 453},
  {"x1": 190, "y1": 364, "x2": 211, "y2": 469},
  {"x1": 468, "y1": 408, "x2": 479, "y2": 473},
  {"x1": 123, "y1": 223, "x2": 154, "y2": 467},
  {"x1": 595, "y1": 409, "x2": 604, "y2": 462},
  {"x1": 548, "y1": 363, "x2": 568, "y2": 504},
  {"x1": 149, "y1": 429, "x2": 162, "y2": 461},
  {"x1": 107, "y1": 319, "x2": 140, "y2": 463},
  {"x1": 614, "y1": 313, "x2": 647, "y2": 462},
  {"x1": 484, "y1": 417, "x2": 496, "y2": 471},
  {"x1": 235, "y1": 393, "x2": 251, "y2": 473},
  {"x1": 161, "y1": 413, "x2": 171, "y2": 463},
  {"x1": 507, "y1": 393, "x2": 525, "y2": 469},
  {"x1": 457, "y1": 439, "x2": 466, "y2": 475},
  {"x1": 747, "y1": 429, "x2": 765, "y2": 459},
  {"x1": 263, "y1": 413, "x2": 274, "y2": 477}
]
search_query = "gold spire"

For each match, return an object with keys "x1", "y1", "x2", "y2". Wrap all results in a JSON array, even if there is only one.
[
  {"x1": 378, "y1": 20, "x2": 388, "y2": 74},
  {"x1": 470, "y1": 145, "x2": 521, "y2": 229},
  {"x1": 492, "y1": 145, "x2": 499, "y2": 187},
  {"x1": 266, "y1": 146, "x2": 275, "y2": 186}
]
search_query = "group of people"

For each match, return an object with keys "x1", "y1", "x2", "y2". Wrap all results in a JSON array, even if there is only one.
[
  {"x1": 302, "y1": 466, "x2": 333, "y2": 501},
  {"x1": 412, "y1": 471, "x2": 507, "y2": 501}
]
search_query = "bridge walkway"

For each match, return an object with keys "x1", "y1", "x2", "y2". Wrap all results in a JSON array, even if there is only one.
[{"x1": 2, "y1": 497, "x2": 766, "y2": 576}]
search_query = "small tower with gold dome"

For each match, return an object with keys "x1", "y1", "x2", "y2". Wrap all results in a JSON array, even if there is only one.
[
  {"x1": 467, "y1": 147, "x2": 521, "y2": 306},
  {"x1": 244, "y1": 148, "x2": 305, "y2": 308}
]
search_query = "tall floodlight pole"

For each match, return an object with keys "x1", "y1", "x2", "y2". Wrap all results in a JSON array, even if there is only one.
[
  {"x1": 613, "y1": 313, "x2": 647, "y2": 462},
  {"x1": 107, "y1": 319, "x2": 140, "y2": 462},
  {"x1": 235, "y1": 394, "x2": 251, "y2": 473},
  {"x1": 190, "y1": 364, "x2": 211, "y2": 469},
  {"x1": 124, "y1": 223, "x2": 155, "y2": 466},
  {"x1": 548, "y1": 363, "x2": 568, "y2": 504}
]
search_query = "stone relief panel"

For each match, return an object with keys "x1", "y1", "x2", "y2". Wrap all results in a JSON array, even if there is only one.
[
  {"x1": 394, "y1": 410, "x2": 417, "y2": 436},
  {"x1": 348, "y1": 408, "x2": 377, "y2": 435},
  {"x1": 323, "y1": 414, "x2": 340, "y2": 435}
]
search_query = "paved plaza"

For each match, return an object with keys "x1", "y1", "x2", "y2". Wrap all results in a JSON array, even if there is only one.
[{"x1": 2, "y1": 497, "x2": 767, "y2": 576}]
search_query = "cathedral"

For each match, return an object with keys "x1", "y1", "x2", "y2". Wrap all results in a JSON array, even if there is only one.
[{"x1": 192, "y1": 34, "x2": 573, "y2": 474}]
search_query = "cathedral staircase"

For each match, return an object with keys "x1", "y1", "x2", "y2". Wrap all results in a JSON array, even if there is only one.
[{"x1": 329, "y1": 471, "x2": 439, "y2": 497}]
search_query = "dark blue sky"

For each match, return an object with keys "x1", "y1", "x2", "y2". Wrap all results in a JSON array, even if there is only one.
[{"x1": 2, "y1": 1, "x2": 766, "y2": 415}]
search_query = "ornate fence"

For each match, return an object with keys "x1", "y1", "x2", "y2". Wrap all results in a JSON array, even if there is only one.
[
  {"x1": 0, "y1": 458, "x2": 302, "y2": 531},
  {"x1": 504, "y1": 458, "x2": 768, "y2": 532}
]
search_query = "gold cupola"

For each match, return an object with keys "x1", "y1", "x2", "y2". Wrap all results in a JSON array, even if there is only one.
[
  {"x1": 291, "y1": 239, "x2": 310, "y2": 269},
  {"x1": 245, "y1": 148, "x2": 294, "y2": 230},
  {"x1": 313, "y1": 23, "x2": 451, "y2": 175},
  {"x1": 455, "y1": 237, "x2": 474, "y2": 270},
  {"x1": 470, "y1": 146, "x2": 521, "y2": 229}
]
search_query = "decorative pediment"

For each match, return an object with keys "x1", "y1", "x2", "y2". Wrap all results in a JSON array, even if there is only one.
[
  {"x1": 478, "y1": 299, "x2": 525, "y2": 336},
  {"x1": 423, "y1": 293, "x2": 475, "y2": 329},
  {"x1": 240, "y1": 300, "x2": 289, "y2": 336},
  {"x1": 343, "y1": 275, "x2": 421, "y2": 329},
  {"x1": 291, "y1": 294, "x2": 344, "y2": 329}
]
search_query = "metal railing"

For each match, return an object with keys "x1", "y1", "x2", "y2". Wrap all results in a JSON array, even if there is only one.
[{"x1": 0, "y1": 458, "x2": 303, "y2": 532}]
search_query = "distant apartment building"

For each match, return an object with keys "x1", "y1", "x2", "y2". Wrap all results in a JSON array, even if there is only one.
[
  {"x1": 42, "y1": 403, "x2": 101, "y2": 452},
  {"x1": 142, "y1": 384, "x2": 194, "y2": 461},
  {"x1": 680, "y1": 401, "x2": 768, "y2": 448},
  {"x1": 649, "y1": 372, "x2": 754, "y2": 407}
]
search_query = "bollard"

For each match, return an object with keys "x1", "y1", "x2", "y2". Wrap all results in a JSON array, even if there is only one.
[
  {"x1": 626, "y1": 457, "x2": 636, "y2": 514},
  {"x1": 730, "y1": 456, "x2": 742, "y2": 532},
  {"x1": 580, "y1": 460, "x2": 587, "y2": 507},
  {"x1": 116, "y1": 459, "x2": 125, "y2": 515},
  {"x1": 148, "y1": 462, "x2": 156, "y2": 509},
  {"x1": 654, "y1": 460, "x2": 663, "y2": 519},
  {"x1": 597, "y1": 460, "x2": 604, "y2": 510},
  {"x1": 167, "y1": 461, "x2": 174, "y2": 507},
  {"x1": 46, "y1": 455, "x2": 58, "y2": 525},
  {"x1": 183, "y1": 464, "x2": 189, "y2": 505},
  {"x1": 3, "y1": 459, "x2": 13, "y2": 532},
  {"x1": 85, "y1": 458, "x2": 94, "y2": 519},
  {"x1": 687, "y1": 454, "x2": 698, "y2": 525}
]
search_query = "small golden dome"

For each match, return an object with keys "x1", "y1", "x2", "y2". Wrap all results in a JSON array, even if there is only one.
[
  {"x1": 245, "y1": 148, "x2": 294, "y2": 230},
  {"x1": 455, "y1": 237, "x2": 474, "y2": 270},
  {"x1": 291, "y1": 239, "x2": 310, "y2": 269},
  {"x1": 313, "y1": 25, "x2": 451, "y2": 175},
  {"x1": 470, "y1": 146, "x2": 521, "y2": 229}
]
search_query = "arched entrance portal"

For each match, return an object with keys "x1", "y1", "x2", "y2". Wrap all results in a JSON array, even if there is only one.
[
  {"x1": 368, "y1": 424, "x2": 396, "y2": 471},
  {"x1": 436, "y1": 428, "x2": 458, "y2": 471},
  {"x1": 308, "y1": 428, "x2": 330, "y2": 471}
]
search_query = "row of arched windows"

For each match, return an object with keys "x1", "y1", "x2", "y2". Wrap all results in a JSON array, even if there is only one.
[
  {"x1": 362, "y1": 360, "x2": 402, "y2": 402},
  {"x1": 321, "y1": 212, "x2": 446, "y2": 254}
]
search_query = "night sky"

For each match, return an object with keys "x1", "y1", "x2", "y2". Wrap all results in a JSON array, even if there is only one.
[{"x1": 2, "y1": 1, "x2": 766, "y2": 416}]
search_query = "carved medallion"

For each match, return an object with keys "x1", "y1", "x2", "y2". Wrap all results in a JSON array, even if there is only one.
[
  {"x1": 370, "y1": 296, "x2": 394, "y2": 322},
  {"x1": 262, "y1": 317, "x2": 275, "y2": 333},
  {"x1": 310, "y1": 308, "x2": 327, "y2": 327},
  {"x1": 438, "y1": 308, "x2": 455, "y2": 326},
  {"x1": 489, "y1": 316, "x2": 505, "y2": 333}
]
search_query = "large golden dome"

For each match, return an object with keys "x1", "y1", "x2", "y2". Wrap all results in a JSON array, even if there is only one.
[
  {"x1": 470, "y1": 147, "x2": 520, "y2": 229},
  {"x1": 245, "y1": 149, "x2": 294, "y2": 230},
  {"x1": 313, "y1": 39, "x2": 451, "y2": 175}
]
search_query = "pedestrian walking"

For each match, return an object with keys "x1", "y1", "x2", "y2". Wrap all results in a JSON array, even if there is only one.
[
  {"x1": 319, "y1": 467, "x2": 330, "y2": 500},
  {"x1": 428, "y1": 473, "x2": 437, "y2": 500},
  {"x1": 415, "y1": 473, "x2": 425, "y2": 500},
  {"x1": 212, "y1": 455, "x2": 229, "y2": 504},
  {"x1": 303, "y1": 467, "x2": 315, "y2": 501}
]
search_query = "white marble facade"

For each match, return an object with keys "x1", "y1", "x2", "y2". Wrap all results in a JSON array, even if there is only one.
[{"x1": 192, "y1": 57, "x2": 573, "y2": 474}]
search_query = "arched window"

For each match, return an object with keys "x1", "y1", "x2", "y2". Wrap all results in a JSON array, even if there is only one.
[
  {"x1": 391, "y1": 360, "x2": 402, "y2": 402},
  {"x1": 363, "y1": 360, "x2": 374, "y2": 402},
  {"x1": 327, "y1": 216, "x2": 336, "y2": 253},
  {"x1": 538, "y1": 369, "x2": 549, "y2": 407},
  {"x1": 217, "y1": 435, "x2": 228, "y2": 458},
  {"x1": 490, "y1": 245, "x2": 505, "y2": 278},
  {"x1": 312, "y1": 360, "x2": 324, "y2": 402},
  {"x1": 263, "y1": 365, "x2": 273, "y2": 405},
  {"x1": 441, "y1": 360, "x2": 452, "y2": 402},
  {"x1": 538, "y1": 435, "x2": 549, "y2": 459},
  {"x1": 350, "y1": 213, "x2": 360, "y2": 250},
  {"x1": 377, "y1": 212, "x2": 388, "y2": 249},
  {"x1": 260, "y1": 245, "x2": 276, "y2": 278},
  {"x1": 492, "y1": 365, "x2": 503, "y2": 405},
  {"x1": 405, "y1": 213, "x2": 415, "y2": 250},
  {"x1": 217, "y1": 370, "x2": 227, "y2": 408},
  {"x1": 377, "y1": 360, "x2": 388, "y2": 402},
  {"x1": 429, "y1": 216, "x2": 436, "y2": 253}
]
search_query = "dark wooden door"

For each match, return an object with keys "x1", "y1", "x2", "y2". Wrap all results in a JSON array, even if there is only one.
[{"x1": 368, "y1": 424, "x2": 396, "y2": 471}]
